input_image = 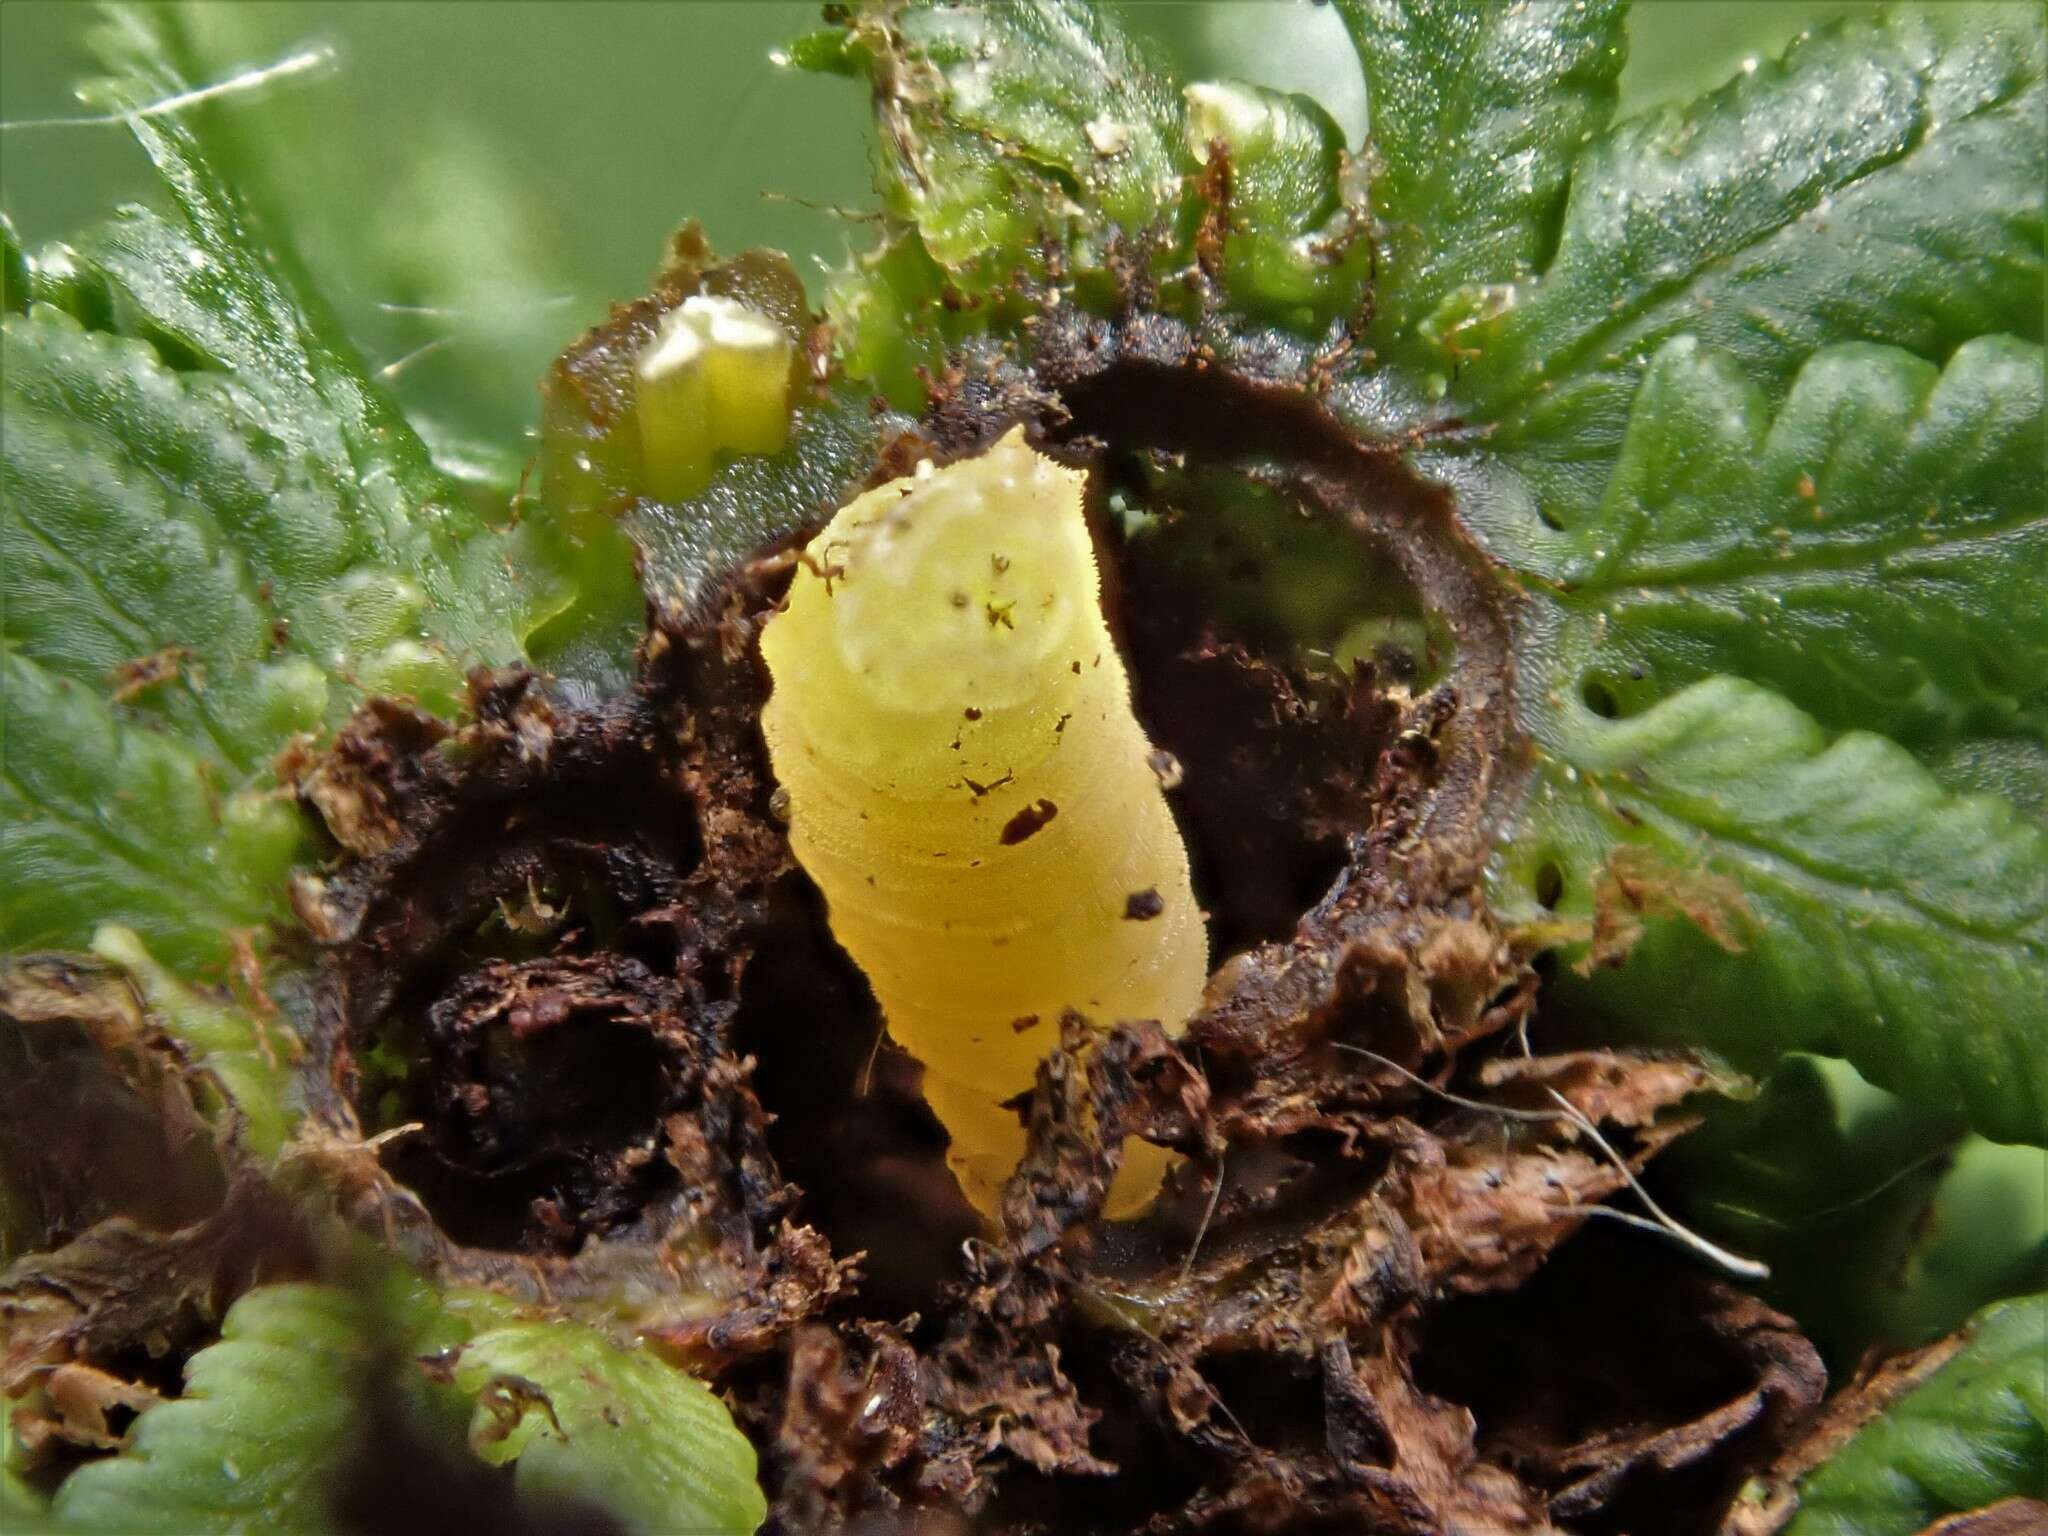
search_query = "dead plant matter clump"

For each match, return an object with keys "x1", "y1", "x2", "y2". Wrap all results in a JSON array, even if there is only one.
[
  {"x1": 0, "y1": 958, "x2": 317, "y2": 1487},
  {"x1": 286, "y1": 657, "x2": 847, "y2": 1360}
]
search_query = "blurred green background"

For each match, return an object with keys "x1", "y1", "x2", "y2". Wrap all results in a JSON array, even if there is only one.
[{"x1": 2, "y1": 0, "x2": 1878, "y2": 448}]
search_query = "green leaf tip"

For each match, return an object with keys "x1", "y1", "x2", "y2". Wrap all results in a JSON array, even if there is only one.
[
  {"x1": 453, "y1": 1318, "x2": 766, "y2": 1536},
  {"x1": 1782, "y1": 1294, "x2": 2048, "y2": 1536},
  {"x1": 633, "y1": 294, "x2": 797, "y2": 504},
  {"x1": 1331, "y1": 0, "x2": 1628, "y2": 375},
  {"x1": 1182, "y1": 78, "x2": 1372, "y2": 326},
  {"x1": 1443, "y1": 3, "x2": 2046, "y2": 453},
  {"x1": 47, "y1": 1283, "x2": 765, "y2": 1536}
]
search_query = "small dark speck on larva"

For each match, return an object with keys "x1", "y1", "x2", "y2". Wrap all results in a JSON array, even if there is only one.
[
  {"x1": 999, "y1": 798, "x2": 1060, "y2": 845},
  {"x1": 1124, "y1": 888, "x2": 1165, "y2": 921}
]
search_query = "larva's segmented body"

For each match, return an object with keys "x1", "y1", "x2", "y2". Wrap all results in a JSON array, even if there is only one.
[{"x1": 760, "y1": 428, "x2": 1207, "y2": 1216}]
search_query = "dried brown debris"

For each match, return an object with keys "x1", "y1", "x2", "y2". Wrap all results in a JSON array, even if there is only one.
[
  {"x1": 1, "y1": 958, "x2": 314, "y2": 1481},
  {"x1": 274, "y1": 654, "x2": 848, "y2": 1362},
  {"x1": 1912, "y1": 1502, "x2": 2048, "y2": 1536},
  {"x1": 1580, "y1": 845, "x2": 1753, "y2": 976},
  {"x1": 1717, "y1": 1332, "x2": 1971, "y2": 1536},
  {"x1": 106, "y1": 643, "x2": 192, "y2": 705}
]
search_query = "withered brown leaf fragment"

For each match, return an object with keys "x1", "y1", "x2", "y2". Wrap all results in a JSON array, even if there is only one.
[
  {"x1": 1578, "y1": 845, "x2": 1752, "y2": 976},
  {"x1": 1, "y1": 955, "x2": 312, "y2": 1448},
  {"x1": 769, "y1": 1323, "x2": 926, "y2": 1524},
  {"x1": 1, "y1": 1175, "x2": 314, "y2": 1417},
  {"x1": 1914, "y1": 1502, "x2": 2048, "y2": 1536},
  {"x1": 283, "y1": 695, "x2": 455, "y2": 861},
  {"x1": 1322, "y1": 1336, "x2": 1553, "y2": 1534},
  {"x1": 11, "y1": 1360, "x2": 160, "y2": 1456},
  {"x1": 106, "y1": 643, "x2": 192, "y2": 705}
]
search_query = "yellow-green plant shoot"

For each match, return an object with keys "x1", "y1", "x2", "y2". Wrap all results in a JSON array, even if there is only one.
[
  {"x1": 635, "y1": 295, "x2": 794, "y2": 502},
  {"x1": 759, "y1": 427, "x2": 1207, "y2": 1216}
]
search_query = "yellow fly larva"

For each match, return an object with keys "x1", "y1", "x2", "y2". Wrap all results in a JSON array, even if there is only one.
[{"x1": 759, "y1": 427, "x2": 1207, "y2": 1217}]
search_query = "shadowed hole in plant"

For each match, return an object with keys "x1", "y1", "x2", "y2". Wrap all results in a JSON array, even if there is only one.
[
  {"x1": 1581, "y1": 657, "x2": 1670, "y2": 721},
  {"x1": 1036, "y1": 349, "x2": 1512, "y2": 969},
  {"x1": 332, "y1": 704, "x2": 719, "y2": 1258},
  {"x1": 730, "y1": 874, "x2": 979, "y2": 1320},
  {"x1": 1105, "y1": 453, "x2": 1419, "y2": 957},
  {"x1": 1412, "y1": 1227, "x2": 1815, "y2": 1536},
  {"x1": 377, "y1": 959, "x2": 687, "y2": 1254}
]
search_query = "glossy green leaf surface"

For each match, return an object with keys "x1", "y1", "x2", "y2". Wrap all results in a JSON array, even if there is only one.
[
  {"x1": 1534, "y1": 335, "x2": 2047, "y2": 757},
  {"x1": 0, "y1": 9, "x2": 603, "y2": 971},
  {"x1": 1784, "y1": 1294, "x2": 2048, "y2": 1536},
  {"x1": 1331, "y1": 0, "x2": 1627, "y2": 371},
  {"x1": 1491, "y1": 675, "x2": 2048, "y2": 1145},
  {"x1": 47, "y1": 1283, "x2": 763, "y2": 1536},
  {"x1": 848, "y1": 0, "x2": 1185, "y2": 279},
  {"x1": 1461, "y1": 8, "x2": 2048, "y2": 1153},
  {"x1": 453, "y1": 1320, "x2": 767, "y2": 1536},
  {"x1": 49, "y1": 1283, "x2": 468, "y2": 1535},
  {"x1": 1451, "y1": 5, "x2": 2046, "y2": 498},
  {"x1": 811, "y1": 0, "x2": 1382, "y2": 403}
]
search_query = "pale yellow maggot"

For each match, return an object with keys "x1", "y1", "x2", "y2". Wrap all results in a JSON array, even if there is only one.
[{"x1": 759, "y1": 428, "x2": 1206, "y2": 1216}]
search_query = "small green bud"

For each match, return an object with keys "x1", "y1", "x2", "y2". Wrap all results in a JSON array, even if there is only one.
[
  {"x1": 1182, "y1": 79, "x2": 1366, "y2": 325},
  {"x1": 633, "y1": 295, "x2": 794, "y2": 502},
  {"x1": 635, "y1": 306, "x2": 717, "y2": 501},
  {"x1": 690, "y1": 296, "x2": 796, "y2": 457}
]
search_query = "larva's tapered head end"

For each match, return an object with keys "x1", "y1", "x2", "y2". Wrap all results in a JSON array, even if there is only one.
[{"x1": 762, "y1": 428, "x2": 1099, "y2": 773}]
